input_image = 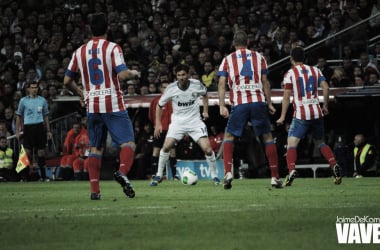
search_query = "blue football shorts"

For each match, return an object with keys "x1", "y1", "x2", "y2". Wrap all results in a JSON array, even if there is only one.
[
  {"x1": 226, "y1": 102, "x2": 271, "y2": 137},
  {"x1": 288, "y1": 117, "x2": 325, "y2": 140},
  {"x1": 87, "y1": 111, "x2": 135, "y2": 148}
]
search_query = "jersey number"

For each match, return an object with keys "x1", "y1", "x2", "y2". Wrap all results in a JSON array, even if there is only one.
[
  {"x1": 298, "y1": 76, "x2": 316, "y2": 97},
  {"x1": 240, "y1": 60, "x2": 253, "y2": 80},
  {"x1": 88, "y1": 58, "x2": 104, "y2": 85}
]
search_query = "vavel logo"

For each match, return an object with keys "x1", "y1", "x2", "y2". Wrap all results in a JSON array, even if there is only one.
[{"x1": 336, "y1": 216, "x2": 380, "y2": 244}]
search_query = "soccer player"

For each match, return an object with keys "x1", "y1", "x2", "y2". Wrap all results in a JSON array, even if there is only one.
[
  {"x1": 276, "y1": 47, "x2": 342, "y2": 186},
  {"x1": 217, "y1": 30, "x2": 282, "y2": 190},
  {"x1": 150, "y1": 64, "x2": 220, "y2": 186},
  {"x1": 64, "y1": 13, "x2": 140, "y2": 200},
  {"x1": 148, "y1": 81, "x2": 178, "y2": 180}
]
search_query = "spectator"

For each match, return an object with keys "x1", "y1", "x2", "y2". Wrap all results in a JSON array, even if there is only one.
[
  {"x1": 369, "y1": 0, "x2": 380, "y2": 35},
  {"x1": 148, "y1": 83, "x2": 158, "y2": 94},
  {"x1": 342, "y1": 57, "x2": 355, "y2": 83},
  {"x1": 352, "y1": 134, "x2": 376, "y2": 177},
  {"x1": 325, "y1": 16, "x2": 343, "y2": 59},
  {"x1": 312, "y1": 15, "x2": 327, "y2": 40},
  {"x1": 201, "y1": 61, "x2": 218, "y2": 91},
  {"x1": 71, "y1": 119, "x2": 89, "y2": 181},
  {"x1": 354, "y1": 75, "x2": 366, "y2": 86},
  {"x1": 342, "y1": 44, "x2": 354, "y2": 59},
  {"x1": 139, "y1": 85, "x2": 149, "y2": 96},
  {"x1": 329, "y1": 67, "x2": 351, "y2": 87},
  {"x1": 1, "y1": 83, "x2": 15, "y2": 107},
  {"x1": 3, "y1": 106, "x2": 15, "y2": 135},
  {"x1": 0, "y1": 136, "x2": 18, "y2": 182},
  {"x1": 317, "y1": 57, "x2": 334, "y2": 82},
  {"x1": 358, "y1": 51, "x2": 380, "y2": 82},
  {"x1": 125, "y1": 82, "x2": 139, "y2": 96},
  {"x1": 0, "y1": 121, "x2": 11, "y2": 138},
  {"x1": 343, "y1": 6, "x2": 368, "y2": 57},
  {"x1": 369, "y1": 43, "x2": 380, "y2": 67},
  {"x1": 15, "y1": 70, "x2": 26, "y2": 94},
  {"x1": 288, "y1": 29, "x2": 305, "y2": 49},
  {"x1": 58, "y1": 121, "x2": 82, "y2": 180},
  {"x1": 353, "y1": 65, "x2": 365, "y2": 82},
  {"x1": 13, "y1": 51, "x2": 23, "y2": 71},
  {"x1": 366, "y1": 72, "x2": 380, "y2": 85},
  {"x1": 357, "y1": 0, "x2": 372, "y2": 20}
]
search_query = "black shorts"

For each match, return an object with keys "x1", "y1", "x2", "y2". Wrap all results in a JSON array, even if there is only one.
[
  {"x1": 23, "y1": 123, "x2": 47, "y2": 150},
  {"x1": 153, "y1": 130, "x2": 168, "y2": 148}
]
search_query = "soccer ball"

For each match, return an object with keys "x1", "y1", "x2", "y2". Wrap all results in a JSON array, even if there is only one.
[{"x1": 181, "y1": 169, "x2": 198, "y2": 185}]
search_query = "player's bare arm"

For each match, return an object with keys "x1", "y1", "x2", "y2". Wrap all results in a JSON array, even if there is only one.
[
  {"x1": 262, "y1": 75, "x2": 276, "y2": 115},
  {"x1": 276, "y1": 89, "x2": 292, "y2": 126},
  {"x1": 154, "y1": 104, "x2": 163, "y2": 138},
  {"x1": 118, "y1": 69, "x2": 141, "y2": 81},
  {"x1": 63, "y1": 76, "x2": 84, "y2": 101},
  {"x1": 44, "y1": 115, "x2": 52, "y2": 140},
  {"x1": 320, "y1": 81, "x2": 329, "y2": 115},
  {"x1": 218, "y1": 75, "x2": 229, "y2": 118},
  {"x1": 202, "y1": 94, "x2": 209, "y2": 120}
]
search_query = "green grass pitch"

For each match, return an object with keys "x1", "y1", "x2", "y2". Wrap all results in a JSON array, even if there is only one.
[{"x1": 0, "y1": 177, "x2": 379, "y2": 250}]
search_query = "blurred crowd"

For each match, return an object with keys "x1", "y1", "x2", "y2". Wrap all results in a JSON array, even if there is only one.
[{"x1": 1, "y1": 0, "x2": 380, "y2": 179}]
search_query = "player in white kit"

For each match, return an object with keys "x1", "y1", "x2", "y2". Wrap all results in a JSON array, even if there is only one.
[{"x1": 150, "y1": 64, "x2": 220, "y2": 186}]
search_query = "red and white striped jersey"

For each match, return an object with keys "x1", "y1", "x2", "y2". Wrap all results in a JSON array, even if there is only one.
[
  {"x1": 66, "y1": 38, "x2": 127, "y2": 113},
  {"x1": 218, "y1": 48, "x2": 268, "y2": 106},
  {"x1": 283, "y1": 64, "x2": 326, "y2": 120}
]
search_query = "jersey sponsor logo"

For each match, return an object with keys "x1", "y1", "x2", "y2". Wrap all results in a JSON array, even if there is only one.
[
  {"x1": 178, "y1": 99, "x2": 195, "y2": 107},
  {"x1": 235, "y1": 83, "x2": 261, "y2": 91},
  {"x1": 89, "y1": 88, "x2": 111, "y2": 97},
  {"x1": 297, "y1": 98, "x2": 319, "y2": 105}
]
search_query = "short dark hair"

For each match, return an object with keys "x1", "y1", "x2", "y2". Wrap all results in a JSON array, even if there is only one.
[
  {"x1": 175, "y1": 64, "x2": 190, "y2": 73},
  {"x1": 90, "y1": 12, "x2": 108, "y2": 36},
  {"x1": 233, "y1": 31, "x2": 248, "y2": 47},
  {"x1": 25, "y1": 81, "x2": 39, "y2": 88},
  {"x1": 291, "y1": 47, "x2": 304, "y2": 62}
]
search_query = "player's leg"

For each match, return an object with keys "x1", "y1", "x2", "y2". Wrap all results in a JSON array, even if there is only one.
[
  {"x1": 169, "y1": 147, "x2": 178, "y2": 180},
  {"x1": 86, "y1": 113, "x2": 106, "y2": 200},
  {"x1": 151, "y1": 122, "x2": 182, "y2": 186},
  {"x1": 151, "y1": 137, "x2": 176, "y2": 185},
  {"x1": 151, "y1": 130, "x2": 167, "y2": 177},
  {"x1": 284, "y1": 118, "x2": 306, "y2": 186},
  {"x1": 190, "y1": 121, "x2": 220, "y2": 185},
  {"x1": 252, "y1": 103, "x2": 282, "y2": 188},
  {"x1": 197, "y1": 136, "x2": 220, "y2": 185},
  {"x1": 312, "y1": 119, "x2": 341, "y2": 184},
  {"x1": 104, "y1": 111, "x2": 136, "y2": 198},
  {"x1": 36, "y1": 123, "x2": 49, "y2": 181},
  {"x1": 262, "y1": 133, "x2": 282, "y2": 188},
  {"x1": 222, "y1": 105, "x2": 248, "y2": 189}
]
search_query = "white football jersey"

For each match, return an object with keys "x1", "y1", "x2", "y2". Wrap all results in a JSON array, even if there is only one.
[{"x1": 159, "y1": 79, "x2": 206, "y2": 124}]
